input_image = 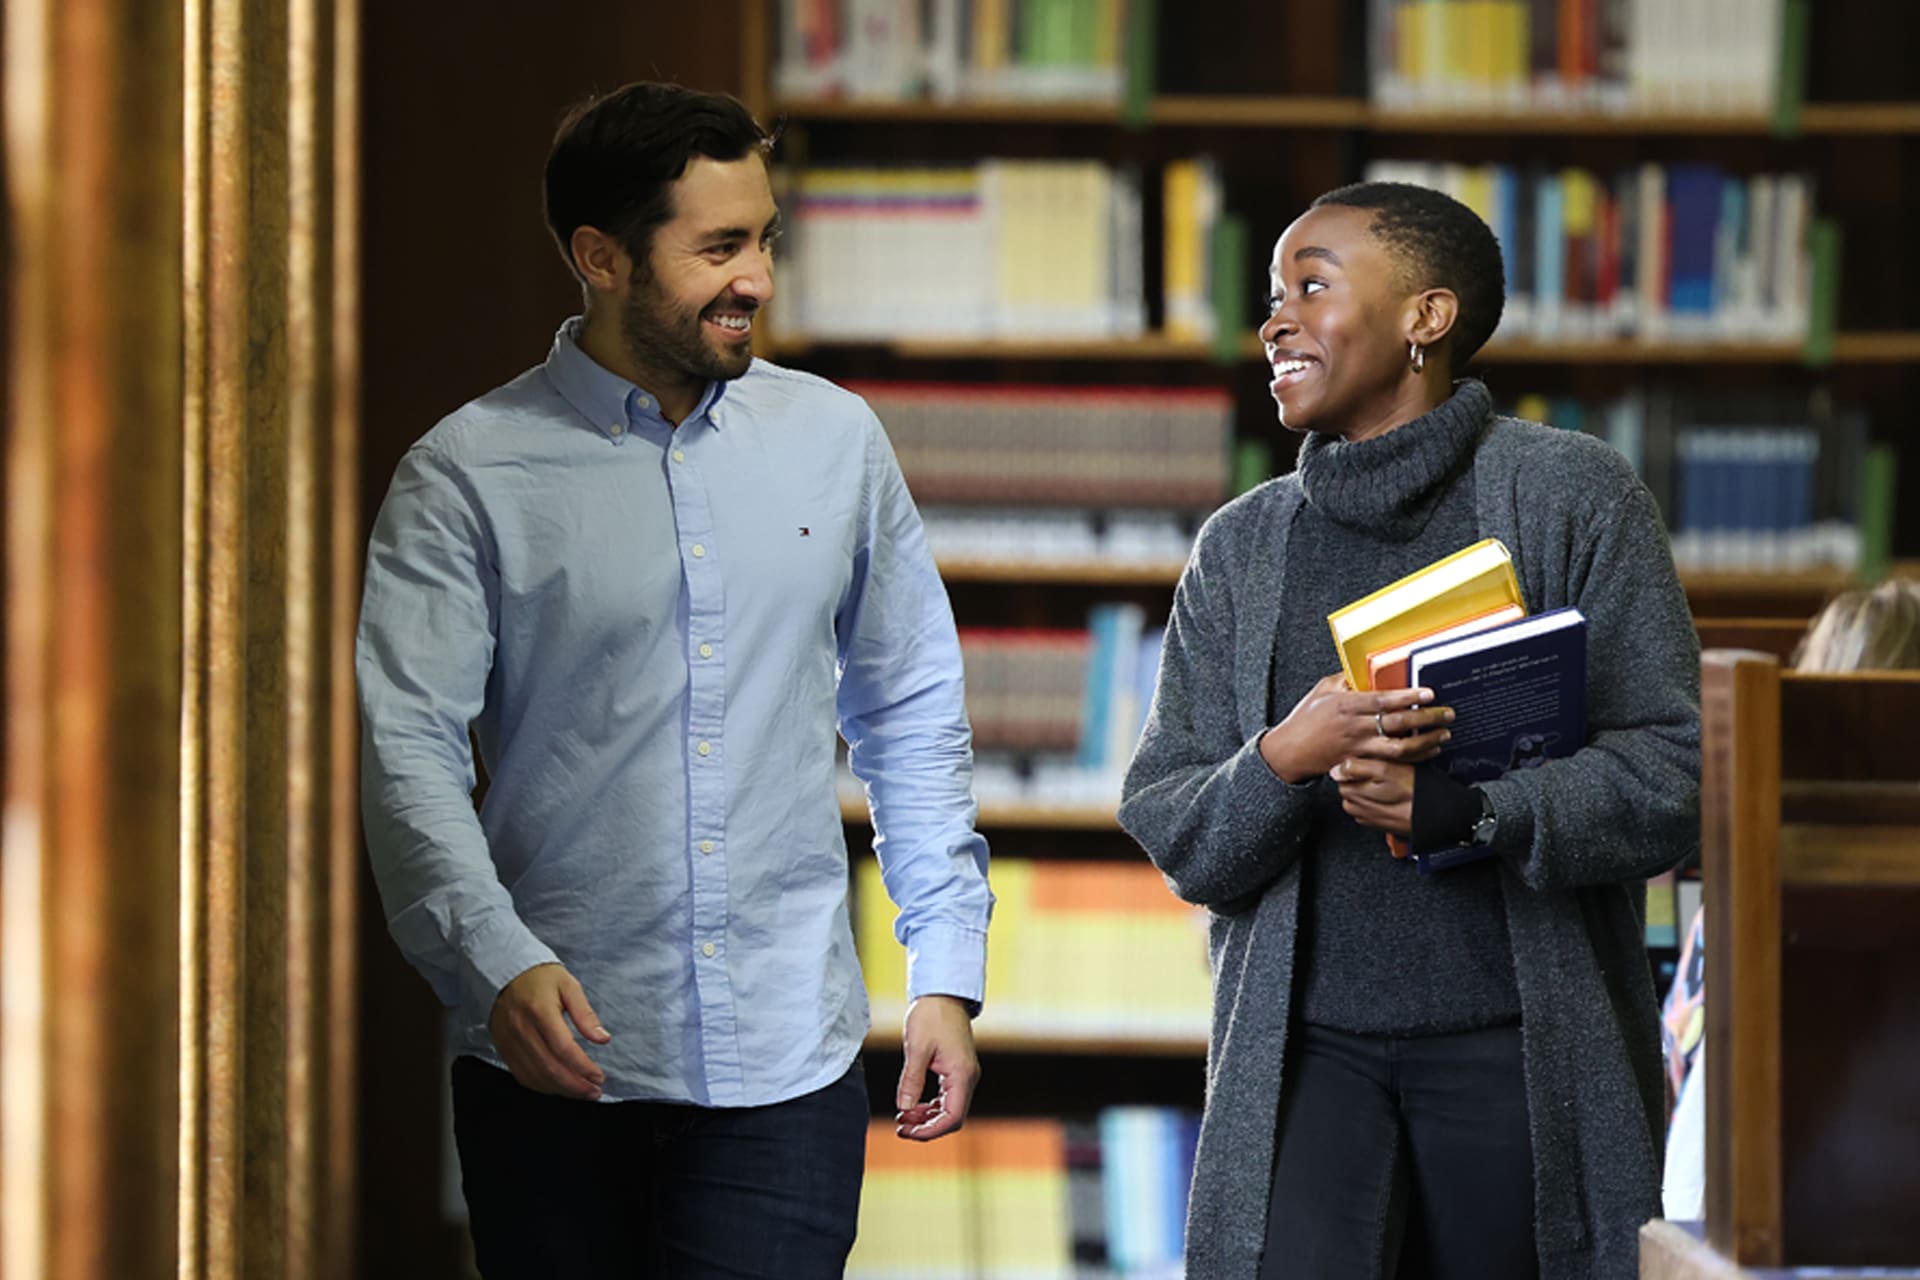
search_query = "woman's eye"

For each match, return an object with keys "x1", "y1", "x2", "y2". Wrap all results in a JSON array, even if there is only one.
[{"x1": 1302, "y1": 279, "x2": 1327, "y2": 296}]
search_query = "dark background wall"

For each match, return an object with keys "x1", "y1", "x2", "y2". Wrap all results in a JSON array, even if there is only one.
[{"x1": 355, "y1": 7, "x2": 754, "y2": 1275}]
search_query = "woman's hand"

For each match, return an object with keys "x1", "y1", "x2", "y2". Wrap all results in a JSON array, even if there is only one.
[
  {"x1": 1332, "y1": 756, "x2": 1419, "y2": 836},
  {"x1": 1258, "y1": 673, "x2": 1454, "y2": 784}
]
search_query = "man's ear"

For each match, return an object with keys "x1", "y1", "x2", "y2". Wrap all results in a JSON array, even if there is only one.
[
  {"x1": 570, "y1": 225, "x2": 630, "y2": 293},
  {"x1": 1406, "y1": 287, "x2": 1460, "y2": 349}
]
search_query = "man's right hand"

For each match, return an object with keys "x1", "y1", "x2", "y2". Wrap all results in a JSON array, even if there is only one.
[{"x1": 488, "y1": 962, "x2": 613, "y2": 1100}]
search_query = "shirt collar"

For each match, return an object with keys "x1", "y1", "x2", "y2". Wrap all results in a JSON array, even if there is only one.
[{"x1": 543, "y1": 316, "x2": 732, "y2": 437}]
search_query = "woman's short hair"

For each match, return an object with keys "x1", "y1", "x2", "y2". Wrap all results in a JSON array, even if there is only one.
[
  {"x1": 1311, "y1": 181, "x2": 1507, "y2": 365},
  {"x1": 1793, "y1": 577, "x2": 1920, "y2": 673},
  {"x1": 544, "y1": 82, "x2": 773, "y2": 284}
]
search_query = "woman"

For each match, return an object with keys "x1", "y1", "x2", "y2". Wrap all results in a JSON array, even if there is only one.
[{"x1": 1118, "y1": 183, "x2": 1701, "y2": 1279}]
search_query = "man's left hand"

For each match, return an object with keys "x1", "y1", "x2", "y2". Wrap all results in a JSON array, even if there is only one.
[{"x1": 893, "y1": 994, "x2": 980, "y2": 1142}]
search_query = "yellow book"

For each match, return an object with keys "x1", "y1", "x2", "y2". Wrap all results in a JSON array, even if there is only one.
[{"x1": 1326, "y1": 538, "x2": 1525, "y2": 691}]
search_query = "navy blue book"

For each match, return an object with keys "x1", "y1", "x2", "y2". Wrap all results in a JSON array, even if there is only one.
[{"x1": 1407, "y1": 607, "x2": 1588, "y2": 874}]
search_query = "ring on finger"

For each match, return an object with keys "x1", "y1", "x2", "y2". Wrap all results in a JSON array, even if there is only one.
[{"x1": 1374, "y1": 710, "x2": 1388, "y2": 738}]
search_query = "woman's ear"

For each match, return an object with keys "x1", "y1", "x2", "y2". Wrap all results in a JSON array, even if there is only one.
[{"x1": 1406, "y1": 287, "x2": 1460, "y2": 349}]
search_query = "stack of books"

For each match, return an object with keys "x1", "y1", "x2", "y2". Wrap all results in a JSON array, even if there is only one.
[{"x1": 1328, "y1": 539, "x2": 1589, "y2": 871}]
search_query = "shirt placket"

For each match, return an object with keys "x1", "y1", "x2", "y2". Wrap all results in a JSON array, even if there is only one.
[{"x1": 665, "y1": 421, "x2": 742, "y2": 1102}]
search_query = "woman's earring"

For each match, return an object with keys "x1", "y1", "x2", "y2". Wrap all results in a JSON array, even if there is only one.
[{"x1": 1409, "y1": 342, "x2": 1426, "y2": 375}]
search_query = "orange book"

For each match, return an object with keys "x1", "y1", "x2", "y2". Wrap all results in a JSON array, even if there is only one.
[{"x1": 1366, "y1": 602, "x2": 1527, "y2": 692}]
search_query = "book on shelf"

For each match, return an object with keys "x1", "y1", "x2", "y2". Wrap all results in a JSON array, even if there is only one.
[
  {"x1": 856, "y1": 858, "x2": 1211, "y2": 1041},
  {"x1": 1368, "y1": 0, "x2": 1790, "y2": 116},
  {"x1": 1366, "y1": 158, "x2": 1815, "y2": 346},
  {"x1": 1503, "y1": 384, "x2": 1869, "y2": 575},
  {"x1": 1408, "y1": 607, "x2": 1588, "y2": 873},
  {"x1": 1326, "y1": 537, "x2": 1526, "y2": 693},
  {"x1": 847, "y1": 1109, "x2": 1199, "y2": 1278},
  {"x1": 775, "y1": 0, "x2": 1132, "y2": 104}
]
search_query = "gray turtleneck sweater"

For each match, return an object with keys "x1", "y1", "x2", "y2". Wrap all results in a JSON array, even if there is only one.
[
  {"x1": 1120, "y1": 381, "x2": 1702, "y2": 1280},
  {"x1": 1281, "y1": 383, "x2": 1519, "y2": 1033}
]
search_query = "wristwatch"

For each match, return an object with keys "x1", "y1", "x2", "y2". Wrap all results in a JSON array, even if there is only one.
[{"x1": 1468, "y1": 788, "x2": 1498, "y2": 847}]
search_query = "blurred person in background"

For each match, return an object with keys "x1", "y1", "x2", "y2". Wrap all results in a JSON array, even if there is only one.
[{"x1": 356, "y1": 81, "x2": 991, "y2": 1279}]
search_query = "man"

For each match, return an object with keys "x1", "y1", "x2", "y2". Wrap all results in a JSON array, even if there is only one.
[{"x1": 357, "y1": 81, "x2": 991, "y2": 1278}]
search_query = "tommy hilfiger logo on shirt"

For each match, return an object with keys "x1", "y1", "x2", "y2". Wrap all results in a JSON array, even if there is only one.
[{"x1": 799, "y1": 527, "x2": 810, "y2": 537}]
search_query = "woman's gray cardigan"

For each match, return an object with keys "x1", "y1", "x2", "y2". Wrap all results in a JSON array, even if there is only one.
[{"x1": 1118, "y1": 414, "x2": 1701, "y2": 1280}]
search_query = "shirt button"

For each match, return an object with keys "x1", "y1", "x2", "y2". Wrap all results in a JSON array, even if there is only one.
[
  {"x1": 697, "y1": 741, "x2": 712, "y2": 757},
  {"x1": 698, "y1": 642, "x2": 714, "y2": 659},
  {"x1": 672, "y1": 448, "x2": 686, "y2": 463},
  {"x1": 691, "y1": 543, "x2": 706, "y2": 558},
  {"x1": 636, "y1": 395, "x2": 652, "y2": 410},
  {"x1": 700, "y1": 840, "x2": 715, "y2": 855},
  {"x1": 608, "y1": 423, "x2": 624, "y2": 438},
  {"x1": 701, "y1": 942, "x2": 716, "y2": 958}
]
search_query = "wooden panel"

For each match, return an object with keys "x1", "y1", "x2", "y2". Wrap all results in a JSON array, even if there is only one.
[
  {"x1": 1780, "y1": 672, "x2": 1920, "y2": 783},
  {"x1": 1693, "y1": 618, "x2": 1810, "y2": 662},
  {"x1": 4, "y1": 2, "x2": 188, "y2": 1276},
  {"x1": 1778, "y1": 824, "x2": 1920, "y2": 886},
  {"x1": 1701, "y1": 651, "x2": 1784, "y2": 1266},
  {"x1": 1779, "y1": 887, "x2": 1920, "y2": 1266}
]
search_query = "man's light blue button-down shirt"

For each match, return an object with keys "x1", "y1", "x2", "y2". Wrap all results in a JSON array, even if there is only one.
[{"x1": 357, "y1": 319, "x2": 991, "y2": 1106}]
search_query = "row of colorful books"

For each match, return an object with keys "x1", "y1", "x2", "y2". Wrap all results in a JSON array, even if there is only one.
[
  {"x1": 918, "y1": 507, "x2": 1197, "y2": 569},
  {"x1": 1365, "y1": 159, "x2": 1821, "y2": 345},
  {"x1": 849, "y1": 1108, "x2": 1196, "y2": 1278},
  {"x1": 774, "y1": 162, "x2": 1148, "y2": 341},
  {"x1": 950, "y1": 610, "x2": 1163, "y2": 762},
  {"x1": 1505, "y1": 387, "x2": 1878, "y2": 573},
  {"x1": 775, "y1": 0, "x2": 1136, "y2": 105},
  {"x1": 857, "y1": 858, "x2": 1211, "y2": 1042},
  {"x1": 852, "y1": 382, "x2": 1231, "y2": 508},
  {"x1": 1367, "y1": 0, "x2": 1794, "y2": 116}
]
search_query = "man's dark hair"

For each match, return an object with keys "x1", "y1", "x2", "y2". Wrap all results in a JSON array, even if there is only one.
[
  {"x1": 1311, "y1": 181, "x2": 1507, "y2": 366},
  {"x1": 544, "y1": 82, "x2": 773, "y2": 283}
]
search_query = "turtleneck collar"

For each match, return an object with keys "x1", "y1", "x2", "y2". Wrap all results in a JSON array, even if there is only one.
[{"x1": 1293, "y1": 379, "x2": 1492, "y2": 541}]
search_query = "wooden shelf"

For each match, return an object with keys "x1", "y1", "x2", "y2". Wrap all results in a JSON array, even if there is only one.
[
  {"x1": 775, "y1": 97, "x2": 1125, "y2": 124},
  {"x1": 768, "y1": 332, "x2": 1920, "y2": 365},
  {"x1": 766, "y1": 333, "x2": 1215, "y2": 361},
  {"x1": 842, "y1": 798, "x2": 1121, "y2": 830},
  {"x1": 935, "y1": 557, "x2": 1185, "y2": 586},
  {"x1": 864, "y1": 1028, "x2": 1206, "y2": 1058},
  {"x1": 777, "y1": 96, "x2": 1920, "y2": 136}
]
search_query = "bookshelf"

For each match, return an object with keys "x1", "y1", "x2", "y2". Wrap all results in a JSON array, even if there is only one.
[
  {"x1": 780, "y1": 97, "x2": 1920, "y2": 136},
  {"x1": 752, "y1": 1, "x2": 1920, "y2": 1271}
]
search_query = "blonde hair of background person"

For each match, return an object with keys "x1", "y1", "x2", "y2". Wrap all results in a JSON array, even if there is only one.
[
  {"x1": 1662, "y1": 575, "x2": 1920, "y2": 1222},
  {"x1": 1793, "y1": 577, "x2": 1920, "y2": 672}
]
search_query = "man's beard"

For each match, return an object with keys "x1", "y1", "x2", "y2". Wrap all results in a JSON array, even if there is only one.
[{"x1": 620, "y1": 273, "x2": 755, "y2": 388}]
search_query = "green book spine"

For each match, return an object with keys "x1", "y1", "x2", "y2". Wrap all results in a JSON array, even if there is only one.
[
  {"x1": 1209, "y1": 211, "x2": 1249, "y2": 365},
  {"x1": 1857, "y1": 443, "x2": 1896, "y2": 585},
  {"x1": 1770, "y1": 0, "x2": 1810, "y2": 138},
  {"x1": 1802, "y1": 216, "x2": 1841, "y2": 368},
  {"x1": 1232, "y1": 439, "x2": 1274, "y2": 495},
  {"x1": 1122, "y1": 0, "x2": 1156, "y2": 126}
]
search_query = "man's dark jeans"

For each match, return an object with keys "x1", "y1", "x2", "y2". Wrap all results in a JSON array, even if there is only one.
[{"x1": 451, "y1": 1055, "x2": 867, "y2": 1279}]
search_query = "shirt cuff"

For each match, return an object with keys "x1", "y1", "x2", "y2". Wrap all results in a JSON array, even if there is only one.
[
  {"x1": 903, "y1": 920, "x2": 988, "y2": 1016},
  {"x1": 460, "y1": 911, "x2": 561, "y2": 1015}
]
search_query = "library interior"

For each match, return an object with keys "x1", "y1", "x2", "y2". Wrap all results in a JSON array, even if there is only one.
[{"x1": 4, "y1": 1, "x2": 1918, "y2": 1278}]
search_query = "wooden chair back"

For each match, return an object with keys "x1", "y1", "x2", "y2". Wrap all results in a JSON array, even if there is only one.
[{"x1": 1700, "y1": 650, "x2": 1920, "y2": 1268}]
